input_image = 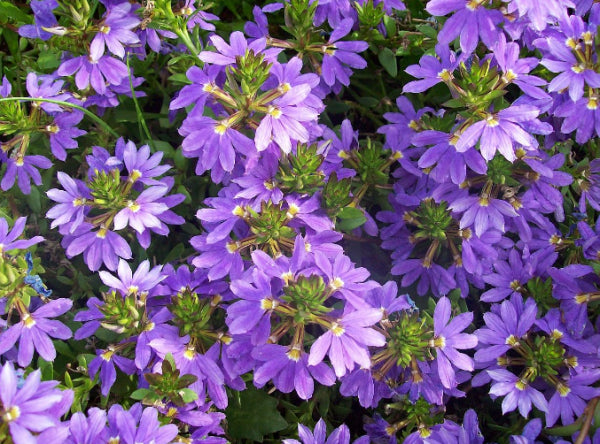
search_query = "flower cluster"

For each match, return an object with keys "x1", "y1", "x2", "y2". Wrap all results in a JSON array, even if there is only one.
[{"x1": 1, "y1": 0, "x2": 600, "y2": 442}]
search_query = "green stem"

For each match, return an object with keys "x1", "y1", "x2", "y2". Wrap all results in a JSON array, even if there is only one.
[
  {"x1": 126, "y1": 55, "x2": 153, "y2": 145},
  {"x1": 175, "y1": 27, "x2": 201, "y2": 61},
  {"x1": 0, "y1": 97, "x2": 119, "y2": 138}
]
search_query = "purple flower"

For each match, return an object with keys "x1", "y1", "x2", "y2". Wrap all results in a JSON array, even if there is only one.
[
  {"x1": 57, "y1": 55, "x2": 129, "y2": 95},
  {"x1": 121, "y1": 140, "x2": 170, "y2": 186},
  {"x1": 46, "y1": 172, "x2": 91, "y2": 232},
  {"x1": 25, "y1": 72, "x2": 72, "y2": 113},
  {"x1": 0, "y1": 298, "x2": 73, "y2": 366},
  {"x1": 180, "y1": 115, "x2": 256, "y2": 176},
  {"x1": 487, "y1": 368, "x2": 548, "y2": 417},
  {"x1": 62, "y1": 223, "x2": 132, "y2": 271},
  {"x1": 255, "y1": 84, "x2": 319, "y2": 154},
  {"x1": 321, "y1": 19, "x2": 369, "y2": 88},
  {"x1": 414, "y1": 130, "x2": 487, "y2": 185},
  {"x1": 474, "y1": 295, "x2": 537, "y2": 364},
  {"x1": 253, "y1": 344, "x2": 335, "y2": 400},
  {"x1": 492, "y1": 34, "x2": 549, "y2": 99},
  {"x1": 88, "y1": 347, "x2": 136, "y2": 396},
  {"x1": 432, "y1": 296, "x2": 477, "y2": 389},
  {"x1": 105, "y1": 403, "x2": 178, "y2": 444},
  {"x1": 90, "y1": 2, "x2": 140, "y2": 59},
  {"x1": 0, "y1": 217, "x2": 44, "y2": 252},
  {"x1": 1, "y1": 154, "x2": 52, "y2": 195},
  {"x1": 199, "y1": 31, "x2": 281, "y2": 66},
  {"x1": 47, "y1": 111, "x2": 87, "y2": 161},
  {"x1": 426, "y1": 0, "x2": 503, "y2": 54},
  {"x1": 98, "y1": 259, "x2": 165, "y2": 298},
  {"x1": 65, "y1": 408, "x2": 107, "y2": 444},
  {"x1": 455, "y1": 105, "x2": 550, "y2": 162},
  {"x1": 283, "y1": 418, "x2": 369, "y2": 444},
  {"x1": 537, "y1": 16, "x2": 600, "y2": 101},
  {"x1": 0, "y1": 362, "x2": 73, "y2": 444},
  {"x1": 450, "y1": 194, "x2": 518, "y2": 237},
  {"x1": 18, "y1": 0, "x2": 59, "y2": 41},
  {"x1": 113, "y1": 186, "x2": 170, "y2": 234},
  {"x1": 403, "y1": 44, "x2": 462, "y2": 93},
  {"x1": 178, "y1": 0, "x2": 219, "y2": 31},
  {"x1": 546, "y1": 371, "x2": 600, "y2": 427},
  {"x1": 481, "y1": 248, "x2": 533, "y2": 303},
  {"x1": 308, "y1": 308, "x2": 385, "y2": 377}
]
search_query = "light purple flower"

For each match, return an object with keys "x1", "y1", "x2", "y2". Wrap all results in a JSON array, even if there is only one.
[
  {"x1": 0, "y1": 362, "x2": 73, "y2": 444},
  {"x1": 0, "y1": 217, "x2": 44, "y2": 252},
  {"x1": 90, "y1": 2, "x2": 140, "y2": 59},
  {"x1": 0, "y1": 298, "x2": 73, "y2": 366},
  {"x1": 98, "y1": 259, "x2": 165, "y2": 298},
  {"x1": 308, "y1": 308, "x2": 385, "y2": 377}
]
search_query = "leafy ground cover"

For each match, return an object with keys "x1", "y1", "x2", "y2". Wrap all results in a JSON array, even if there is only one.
[{"x1": 1, "y1": 0, "x2": 600, "y2": 442}]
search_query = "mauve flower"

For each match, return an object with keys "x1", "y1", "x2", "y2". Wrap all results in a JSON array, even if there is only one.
[
  {"x1": 0, "y1": 298, "x2": 73, "y2": 366},
  {"x1": 99, "y1": 259, "x2": 165, "y2": 298},
  {"x1": 199, "y1": 31, "x2": 281, "y2": 66},
  {"x1": 113, "y1": 186, "x2": 170, "y2": 234},
  {"x1": 431, "y1": 296, "x2": 477, "y2": 389},
  {"x1": 18, "y1": 0, "x2": 59, "y2": 41},
  {"x1": 46, "y1": 172, "x2": 91, "y2": 232},
  {"x1": 64, "y1": 408, "x2": 107, "y2": 444},
  {"x1": 455, "y1": 105, "x2": 550, "y2": 162},
  {"x1": 105, "y1": 403, "x2": 178, "y2": 444},
  {"x1": 253, "y1": 344, "x2": 335, "y2": 400},
  {"x1": 57, "y1": 55, "x2": 129, "y2": 95},
  {"x1": 0, "y1": 217, "x2": 44, "y2": 252},
  {"x1": 449, "y1": 194, "x2": 518, "y2": 237},
  {"x1": 88, "y1": 347, "x2": 136, "y2": 396},
  {"x1": 403, "y1": 44, "x2": 462, "y2": 93},
  {"x1": 90, "y1": 2, "x2": 140, "y2": 59},
  {"x1": 283, "y1": 418, "x2": 369, "y2": 444},
  {"x1": 0, "y1": 362, "x2": 73, "y2": 444},
  {"x1": 488, "y1": 368, "x2": 548, "y2": 417},
  {"x1": 321, "y1": 19, "x2": 369, "y2": 88},
  {"x1": 1, "y1": 154, "x2": 52, "y2": 195},
  {"x1": 62, "y1": 222, "x2": 132, "y2": 272},
  {"x1": 308, "y1": 308, "x2": 385, "y2": 378},
  {"x1": 426, "y1": 0, "x2": 503, "y2": 54},
  {"x1": 47, "y1": 111, "x2": 87, "y2": 161}
]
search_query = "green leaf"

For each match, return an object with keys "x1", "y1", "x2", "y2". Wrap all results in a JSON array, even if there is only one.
[
  {"x1": 358, "y1": 96, "x2": 380, "y2": 108},
  {"x1": 0, "y1": 1, "x2": 32, "y2": 24},
  {"x1": 131, "y1": 388, "x2": 152, "y2": 400},
  {"x1": 336, "y1": 207, "x2": 367, "y2": 231},
  {"x1": 416, "y1": 24, "x2": 438, "y2": 39},
  {"x1": 338, "y1": 207, "x2": 365, "y2": 219},
  {"x1": 179, "y1": 388, "x2": 198, "y2": 404},
  {"x1": 225, "y1": 387, "x2": 288, "y2": 442},
  {"x1": 37, "y1": 51, "x2": 61, "y2": 71},
  {"x1": 164, "y1": 243, "x2": 186, "y2": 264},
  {"x1": 378, "y1": 47, "x2": 397, "y2": 77}
]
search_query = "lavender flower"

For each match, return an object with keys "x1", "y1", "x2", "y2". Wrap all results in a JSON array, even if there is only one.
[
  {"x1": 1, "y1": 154, "x2": 52, "y2": 195},
  {"x1": 283, "y1": 418, "x2": 369, "y2": 444},
  {"x1": 487, "y1": 368, "x2": 548, "y2": 417},
  {"x1": 426, "y1": 0, "x2": 503, "y2": 54},
  {"x1": 90, "y1": 2, "x2": 140, "y2": 60},
  {"x1": 57, "y1": 55, "x2": 129, "y2": 95},
  {"x1": 98, "y1": 259, "x2": 165, "y2": 298},
  {"x1": 431, "y1": 296, "x2": 477, "y2": 389},
  {"x1": 308, "y1": 308, "x2": 385, "y2": 377},
  {"x1": 46, "y1": 172, "x2": 91, "y2": 232},
  {"x1": 0, "y1": 217, "x2": 44, "y2": 252},
  {"x1": 47, "y1": 111, "x2": 87, "y2": 161},
  {"x1": 0, "y1": 362, "x2": 73, "y2": 444},
  {"x1": 0, "y1": 298, "x2": 73, "y2": 366}
]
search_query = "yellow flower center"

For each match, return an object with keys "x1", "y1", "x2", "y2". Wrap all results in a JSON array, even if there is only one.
[{"x1": 2, "y1": 406, "x2": 21, "y2": 423}]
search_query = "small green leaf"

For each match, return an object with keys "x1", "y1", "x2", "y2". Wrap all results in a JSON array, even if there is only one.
[
  {"x1": 225, "y1": 387, "x2": 288, "y2": 442},
  {"x1": 416, "y1": 24, "x2": 438, "y2": 39},
  {"x1": 131, "y1": 388, "x2": 152, "y2": 400},
  {"x1": 179, "y1": 388, "x2": 198, "y2": 404},
  {"x1": 378, "y1": 47, "x2": 397, "y2": 77}
]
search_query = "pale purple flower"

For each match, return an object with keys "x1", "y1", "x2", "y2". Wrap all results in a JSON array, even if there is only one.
[
  {"x1": 0, "y1": 298, "x2": 73, "y2": 366},
  {"x1": 1, "y1": 154, "x2": 52, "y2": 195},
  {"x1": 0, "y1": 362, "x2": 73, "y2": 444},
  {"x1": 488, "y1": 368, "x2": 548, "y2": 417},
  {"x1": 308, "y1": 308, "x2": 385, "y2": 377},
  {"x1": 57, "y1": 55, "x2": 129, "y2": 95},
  {"x1": 113, "y1": 186, "x2": 170, "y2": 234},
  {"x1": 98, "y1": 259, "x2": 165, "y2": 298},
  {"x1": 455, "y1": 105, "x2": 550, "y2": 162},
  {"x1": 105, "y1": 403, "x2": 178, "y2": 444},
  {"x1": 199, "y1": 31, "x2": 281, "y2": 66},
  {"x1": 0, "y1": 217, "x2": 44, "y2": 252},
  {"x1": 90, "y1": 2, "x2": 140, "y2": 59},
  {"x1": 432, "y1": 296, "x2": 477, "y2": 389},
  {"x1": 88, "y1": 347, "x2": 136, "y2": 396},
  {"x1": 47, "y1": 111, "x2": 87, "y2": 161},
  {"x1": 450, "y1": 194, "x2": 518, "y2": 237},
  {"x1": 321, "y1": 19, "x2": 369, "y2": 88},
  {"x1": 46, "y1": 172, "x2": 91, "y2": 232}
]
